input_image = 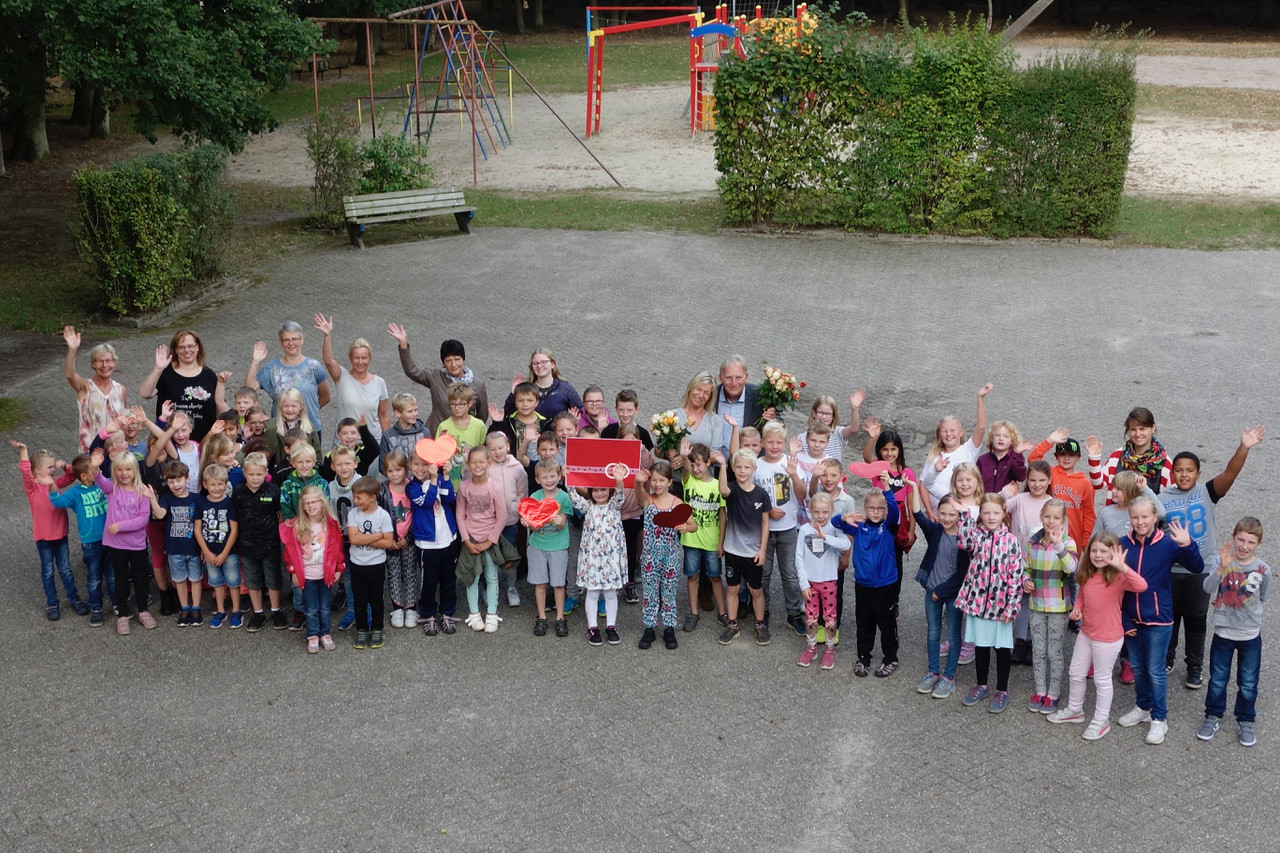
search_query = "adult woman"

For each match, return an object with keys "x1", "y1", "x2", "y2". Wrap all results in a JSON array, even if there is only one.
[
  {"x1": 314, "y1": 314, "x2": 389, "y2": 443},
  {"x1": 669, "y1": 372, "x2": 725, "y2": 466},
  {"x1": 139, "y1": 329, "x2": 229, "y2": 443},
  {"x1": 502, "y1": 347, "x2": 582, "y2": 421},
  {"x1": 245, "y1": 321, "x2": 330, "y2": 438},
  {"x1": 63, "y1": 326, "x2": 127, "y2": 453}
]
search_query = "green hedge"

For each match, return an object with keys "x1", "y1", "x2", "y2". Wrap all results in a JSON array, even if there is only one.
[
  {"x1": 73, "y1": 145, "x2": 233, "y2": 315},
  {"x1": 714, "y1": 17, "x2": 1137, "y2": 237}
]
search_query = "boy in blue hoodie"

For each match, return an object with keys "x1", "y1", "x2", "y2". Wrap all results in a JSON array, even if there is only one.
[
  {"x1": 835, "y1": 479, "x2": 901, "y2": 677},
  {"x1": 408, "y1": 452, "x2": 459, "y2": 636},
  {"x1": 50, "y1": 454, "x2": 114, "y2": 625}
]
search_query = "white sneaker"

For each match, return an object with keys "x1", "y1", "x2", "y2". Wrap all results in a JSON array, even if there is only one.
[
  {"x1": 484, "y1": 613, "x2": 502, "y2": 634},
  {"x1": 1082, "y1": 720, "x2": 1110, "y2": 741},
  {"x1": 404, "y1": 609, "x2": 418, "y2": 629},
  {"x1": 1118, "y1": 706, "x2": 1152, "y2": 728},
  {"x1": 507, "y1": 586, "x2": 521, "y2": 607},
  {"x1": 464, "y1": 612, "x2": 485, "y2": 632},
  {"x1": 1046, "y1": 707, "x2": 1086, "y2": 724},
  {"x1": 1145, "y1": 719, "x2": 1168, "y2": 744},
  {"x1": 390, "y1": 608, "x2": 405, "y2": 628}
]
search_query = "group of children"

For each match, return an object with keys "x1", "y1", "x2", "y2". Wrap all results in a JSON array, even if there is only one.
[{"x1": 15, "y1": 338, "x2": 1270, "y2": 747}]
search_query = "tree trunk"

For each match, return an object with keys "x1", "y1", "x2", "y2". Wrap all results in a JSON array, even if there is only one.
[
  {"x1": 354, "y1": 2, "x2": 381, "y2": 66},
  {"x1": 89, "y1": 87, "x2": 110, "y2": 139},
  {"x1": 534, "y1": 0, "x2": 544, "y2": 30},
  {"x1": 71, "y1": 83, "x2": 94, "y2": 126},
  {"x1": 0, "y1": 137, "x2": 6, "y2": 178},
  {"x1": 11, "y1": 101, "x2": 50, "y2": 161},
  {"x1": 514, "y1": 0, "x2": 526, "y2": 35},
  {"x1": 1262, "y1": 0, "x2": 1276, "y2": 27},
  {"x1": 898, "y1": 0, "x2": 909, "y2": 25}
]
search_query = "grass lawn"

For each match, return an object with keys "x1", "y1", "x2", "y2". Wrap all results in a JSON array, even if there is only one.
[{"x1": 1114, "y1": 196, "x2": 1280, "y2": 249}]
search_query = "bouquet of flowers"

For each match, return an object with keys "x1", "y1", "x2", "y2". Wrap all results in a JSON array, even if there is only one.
[
  {"x1": 650, "y1": 410, "x2": 689, "y2": 456},
  {"x1": 756, "y1": 365, "x2": 804, "y2": 425}
]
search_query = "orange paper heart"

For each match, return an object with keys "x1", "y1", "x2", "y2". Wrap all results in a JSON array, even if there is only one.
[{"x1": 415, "y1": 435, "x2": 458, "y2": 466}]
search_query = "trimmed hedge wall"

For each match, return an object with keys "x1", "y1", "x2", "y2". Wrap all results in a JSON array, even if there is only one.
[{"x1": 714, "y1": 17, "x2": 1137, "y2": 237}]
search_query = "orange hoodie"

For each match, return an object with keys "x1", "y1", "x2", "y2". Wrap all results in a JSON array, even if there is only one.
[{"x1": 1030, "y1": 441, "x2": 1096, "y2": 544}]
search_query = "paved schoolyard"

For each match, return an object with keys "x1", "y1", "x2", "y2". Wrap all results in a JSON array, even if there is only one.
[{"x1": 2, "y1": 228, "x2": 1278, "y2": 851}]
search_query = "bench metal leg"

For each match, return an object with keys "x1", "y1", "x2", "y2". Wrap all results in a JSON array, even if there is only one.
[
  {"x1": 347, "y1": 222, "x2": 365, "y2": 249},
  {"x1": 455, "y1": 211, "x2": 473, "y2": 234}
]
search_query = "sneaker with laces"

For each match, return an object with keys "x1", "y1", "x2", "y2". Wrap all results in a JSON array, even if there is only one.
[
  {"x1": 962, "y1": 685, "x2": 992, "y2": 706},
  {"x1": 1197, "y1": 715, "x2": 1221, "y2": 741},
  {"x1": 116, "y1": 615, "x2": 131, "y2": 635},
  {"x1": 73, "y1": 600, "x2": 91, "y2": 616},
  {"x1": 369, "y1": 630, "x2": 384, "y2": 649},
  {"x1": 958, "y1": 642, "x2": 976, "y2": 665},
  {"x1": 390, "y1": 608, "x2": 405, "y2": 628},
  {"x1": 534, "y1": 617, "x2": 548, "y2": 636},
  {"x1": 1184, "y1": 668, "x2": 1203, "y2": 689},
  {"x1": 798, "y1": 645, "x2": 819, "y2": 667},
  {"x1": 270, "y1": 610, "x2": 288, "y2": 630},
  {"x1": 605, "y1": 625, "x2": 620, "y2": 644},
  {"x1": 507, "y1": 587, "x2": 521, "y2": 607},
  {"x1": 717, "y1": 612, "x2": 730, "y2": 628},
  {"x1": 587, "y1": 627, "x2": 603, "y2": 646},
  {"x1": 484, "y1": 613, "x2": 502, "y2": 634},
  {"x1": 441, "y1": 614, "x2": 457, "y2": 634},
  {"x1": 177, "y1": 609, "x2": 192, "y2": 628},
  {"x1": 623, "y1": 583, "x2": 639, "y2": 604},
  {"x1": 820, "y1": 647, "x2": 836, "y2": 670},
  {"x1": 1082, "y1": 720, "x2": 1110, "y2": 740},
  {"x1": 683, "y1": 613, "x2": 699, "y2": 632},
  {"x1": 554, "y1": 618, "x2": 568, "y2": 638},
  {"x1": 404, "y1": 609, "x2": 418, "y2": 629},
  {"x1": 1145, "y1": 719, "x2": 1168, "y2": 744},
  {"x1": 208, "y1": 611, "x2": 226, "y2": 629},
  {"x1": 639, "y1": 627, "x2": 656, "y2": 649},
  {"x1": 138, "y1": 610, "x2": 157, "y2": 629},
  {"x1": 1239, "y1": 721, "x2": 1257, "y2": 747},
  {"x1": 718, "y1": 622, "x2": 740, "y2": 645},
  {"x1": 663, "y1": 627, "x2": 678, "y2": 649},
  {"x1": 1118, "y1": 706, "x2": 1152, "y2": 727},
  {"x1": 938, "y1": 640, "x2": 950, "y2": 657},
  {"x1": 307, "y1": 636, "x2": 319, "y2": 653},
  {"x1": 1119, "y1": 659, "x2": 1135, "y2": 684},
  {"x1": 917, "y1": 673, "x2": 941, "y2": 694},
  {"x1": 422, "y1": 616, "x2": 439, "y2": 636},
  {"x1": 1028, "y1": 694, "x2": 1045, "y2": 712},
  {"x1": 354, "y1": 630, "x2": 368, "y2": 650},
  {"x1": 754, "y1": 621, "x2": 770, "y2": 646},
  {"x1": 1047, "y1": 707, "x2": 1087, "y2": 724},
  {"x1": 465, "y1": 612, "x2": 485, "y2": 632},
  {"x1": 90, "y1": 609, "x2": 104, "y2": 628},
  {"x1": 787, "y1": 613, "x2": 806, "y2": 636},
  {"x1": 931, "y1": 676, "x2": 956, "y2": 699},
  {"x1": 228, "y1": 611, "x2": 243, "y2": 629},
  {"x1": 1040, "y1": 697, "x2": 1060, "y2": 715},
  {"x1": 321, "y1": 634, "x2": 336, "y2": 651},
  {"x1": 988, "y1": 690, "x2": 1010, "y2": 713},
  {"x1": 190, "y1": 608, "x2": 204, "y2": 627},
  {"x1": 289, "y1": 611, "x2": 304, "y2": 631},
  {"x1": 337, "y1": 610, "x2": 355, "y2": 631},
  {"x1": 247, "y1": 612, "x2": 267, "y2": 633}
]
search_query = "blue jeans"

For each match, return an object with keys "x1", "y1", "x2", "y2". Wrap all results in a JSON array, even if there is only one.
[
  {"x1": 683, "y1": 546, "x2": 723, "y2": 579},
  {"x1": 81, "y1": 540, "x2": 114, "y2": 610},
  {"x1": 926, "y1": 593, "x2": 963, "y2": 679},
  {"x1": 1206, "y1": 633, "x2": 1262, "y2": 723},
  {"x1": 1125, "y1": 624, "x2": 1174, "y2": 721},
  {"x1": 36, "y1": 538, "x2": 80, "y2": 608},
  {"x1": 302, "y1": 579, "x2": 332, "y2": 638}
]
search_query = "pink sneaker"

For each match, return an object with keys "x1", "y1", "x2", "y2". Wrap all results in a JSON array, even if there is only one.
[
  {"x1": 798, "y1": 645, "x2": 819, "y2": 667},
  {"x1": 116, "y1": 616, "x2": 131, "y2": 635},
  {"x1": 820, "y1": 647, "x2": 836, "y2": 670},
  {"x1": 958, "y1": 642, "x2": 976, "y2": 665},
  {"x1": 138, "y1": 611, "x2": 157, "y2": 630},
  {"x1": 1120, "y1": 660, "x2": 1135, "y2": 685},
  {"x1": 307, "y1": 636, "x2": 319, "y2": 654},
  {"x1": 939, "y1": 640, "x2": 950, "y2": 656}
]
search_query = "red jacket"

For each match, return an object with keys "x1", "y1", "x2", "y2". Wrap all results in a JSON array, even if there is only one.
[{"x1": 279, "y1": 517, "x2": 345, "y2": 586}]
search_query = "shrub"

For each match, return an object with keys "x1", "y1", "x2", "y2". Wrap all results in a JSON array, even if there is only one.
[
  {"x1": 357, "y1": 135, "x2": 434, "y2": 194},
  {"x1": 302, "y1": 107, "x2": 362, "y2": 226},
  {"x1": 128, "y1": 144, "x2": 234, "y2": 279}
]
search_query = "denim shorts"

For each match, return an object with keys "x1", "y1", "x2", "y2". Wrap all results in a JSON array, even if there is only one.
[
  {"x1": 527, "y1": 548, "x2": 568, "y2": 587},
  {"x1": 167, "y1": 553, "x2": 204, "y2": 584},
  {"x1": 683, "y1": 547, "x2": 722, "y2": 579},
  {"x1": 205, "y1": 553, "x2": 242, "y2": 588}
]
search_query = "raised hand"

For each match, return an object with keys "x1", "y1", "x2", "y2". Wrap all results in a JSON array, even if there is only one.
[
  {"x1": 723, "y1": 414, "x2": 739, "y2": 429},
  {"x1": 252, "y1": 341, "x2": 269, "y2": 363},
  {"x1": 128, "y1": 405, "x2": 147, "y2": 424},
  {"x1": 154, "y1": 344, "x2": 170, "y2": 371},
  {"x1": 1085, "y1": 435, "x2": 1103, "y2": 457},
  {"x1": 63, "y1": 326, "x2": 81, "y2": 350},
  {"x1": 842, "y1": 511, "x2": 866, "y2": 526},
  {"x1": 161, "y1": 399, "x2": 176, "y2": 421},
  {"x1": 933, "y1": 454, "x2": 950, "y2": 473},
  {"x1": 850, "y1": 388, "x2": 866, "y2": 409},
  {"x1": 208, "y1": 419, "x2": 226, "y2": 436},
  {"x1": 634, "y1": 468, "x2": 650, "y2": 485},
  {"x1": 1135, "y1": 474, "x2": 1147, "y2": 491},
  {"x1": 977, "y1": 383, "x2": 994, "y2": 398},
  {"x1": 487, "y1": 402, "x2": 503, "y2": 423},
  {"x1": 313, "y1": 313, "x2": 334, "y2": 336},
  {"x1": 217, "y1": 370, "x2": 232, "y2": 384},
  {"x1": 1167, "y1": 518, "x2": 1191, "y2": 547},
  {"x1": 1219, "y1": 542, "x2": 1234, "y2": 571},
  {"x1": 862, "y1": 416, "x2": 881, "y2": 440},
  {"x1": 1015, "y1": 439, "x2": 1035, "y2": 455},
  {"x1": 788, "y1": 436, "x2": 803, "y2": 457},
  {"x1": 1242, "y1": 424, "x2": 1267, "y2": 449},
  {"x1": 386, "y1": 322, "x2": 409, "y2": 347},
  {"x1": 1047, "y1": 427, "x2": 1069, "y2": 445},
  {"x1": 8, "y1": 439, "x2": 26, "y2": 453},
  {"x1": 170, "y1": 411, "x2": 189, "y2": 431},
  {"x1": 568, "y1": 406, "x2": 581, "y2": 423},
  {"x1": 510, "y1": 372, "x2": 526, "y2": 393},
  {"x1": 679, "y1": 436, "x2": 692, "y2": 457},
  {"x1": 90, "y1": 448, "x2": 104, "y2": 467},
  {"x1": 710, "y1": 450, "x2": 727, "y2": 467},
  {"x1": 139, "y1": 483, "x2": 155, "y2": 500},
  {"x1": 523, "y1": 424, "x2": 539, "y2": 443}
]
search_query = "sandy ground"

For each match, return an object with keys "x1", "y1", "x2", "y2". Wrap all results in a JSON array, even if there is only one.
[{"x1": 220, "y1": 50, "x2": 1280, "y2": 199}]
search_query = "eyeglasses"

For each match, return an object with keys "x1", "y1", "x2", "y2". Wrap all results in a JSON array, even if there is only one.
[
  {"x1": 530, "y1": 359, "x2": 552, "y2": 367},
  {"x1": 449, "y1": 401, "x2": 469, "y2": 409}
]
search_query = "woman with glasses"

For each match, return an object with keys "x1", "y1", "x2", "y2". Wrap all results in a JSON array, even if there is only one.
[
  {"x1": 139, "y1": 329, "x2": 230, "y2": 443},
  {"x1": 502, "y1": 348, "x2": 582, "y2": 421}
]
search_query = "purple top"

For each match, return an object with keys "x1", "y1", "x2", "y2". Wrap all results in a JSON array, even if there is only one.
[
  {"x1": 95, "y1": 472, "x2": 152, "y2": 551},
  {"x1": 977, "y1": 449, "x2": 1027, "y2": 494}
]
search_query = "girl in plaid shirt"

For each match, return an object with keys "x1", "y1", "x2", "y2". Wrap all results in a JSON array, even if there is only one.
[{"x1": 1022, "y1": 499, "x2": 1079, "y2": 714}]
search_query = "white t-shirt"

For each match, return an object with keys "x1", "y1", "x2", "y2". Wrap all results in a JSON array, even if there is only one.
[
  {"x1": 347, "y1": 505, "x2": 392, "y2": 566},
  {"x1": 335, "y1": 366, "x2": 389, "y2": 443},
  {"x1": 752, "y1": 455, "x2": 798, "y2": 532},
  {"x1": 920, "y1": 438, "x2": 981, "y2": 510}
]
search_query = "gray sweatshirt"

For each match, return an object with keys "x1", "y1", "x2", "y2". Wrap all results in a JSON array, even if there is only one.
[{"x1": 1203, "y1": 558, "x2": 1270, "y2": 641}]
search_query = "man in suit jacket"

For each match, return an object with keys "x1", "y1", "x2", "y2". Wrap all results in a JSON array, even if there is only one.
[{"x1": 711, "y1": 355, "x2": 776, "y2": 456}]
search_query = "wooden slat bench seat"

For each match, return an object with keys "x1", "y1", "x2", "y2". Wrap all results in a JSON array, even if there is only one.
[{"x1": 342, "y1": 187, "x2": 476, "y2": 249}]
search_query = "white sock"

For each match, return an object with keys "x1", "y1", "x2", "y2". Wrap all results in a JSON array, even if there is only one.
[
  {"x1": 604, "y1": 589, "x2": 618, "y2": 626},
  {"x1": 586, "y1": 589, "x2": 601, "y2": 629}
]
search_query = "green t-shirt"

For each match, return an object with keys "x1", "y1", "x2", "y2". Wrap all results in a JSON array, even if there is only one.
[
  {"x1": 681, "y1": 475, "x2": 725, "y2": 552},
  {"x1": 438, "y1": 416, "x2": 489, "y2": 487},
  {"x1": 528, "y1": 488, "x2": 573, "y2": 552}
]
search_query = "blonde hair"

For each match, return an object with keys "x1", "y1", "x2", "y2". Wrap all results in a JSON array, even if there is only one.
[
  {"x1": 29, "y1": 449, "x2": 56, "y2": 471},
  {"x1": 201, "y1": 463, "x2": 229, "y2": 485},
  {"x1": 199, "y1": 435, "x2": 236, "y2": 486},
  {"x1": 680, "y1": 371, "x2": 716, "y2": 411},
  {"x1": 738, "y1": 425, "x2": 761, "y2": 445},
  {"x1": 950, "y1": 462, "x2": 982, "y2": 503},
  {"x1": 293, "y1": 485, "x2": 334, "y2": 543},
  {"x1": 806, "y1": 421, "x2": 833, "y2": 438},
  {"x1": 761, "y1": 421, "x2": 787, "y2": 441},
  {"x1": 242, "y1": 452, "x2": 269, "y2": 472},
  {"x1": 809, "y1": 492, "x2": 834, "y2": 513},
  {"x1": 1111, "y1": 470, "x2": 1144, "y2": 507},
  {"x1": 731, "y1": 448, "x2": 758, "y2": 469},
  {"x1": 348, "y1": 337, "x2": 372, "y2": 361},
  {"x1": 392, "y1": 392, "x2": 418, "y2": 414},
  {"x1": 447, "y1": 383, "x2": 475, "y2": 404},
  {"x1": 276, "y1": 387, "x2": 315, "y2": 435},
  {"x1": 987, "y1": 420, "x2": 1022, "y2": 451},
  {"x1": 928, "y1": 415, "x2": 964, "y2": 461},
  {"x1": 808, "y1": 395, "x2": 842, "y2": 428},
  {"x1": 1040, "y1": 497, "x2": 1068, "y2": 526},
  {"x1": 110, "y1": 450, "x2": 141, "y2": 488},
  {"x1": 528, "y1": 348, "x2": 564, "y2": 381},
  {"x1": 979, "y1": 491, "x2": 1009, "y2": 527},
  {"x1": 330, "y1": 445, "x2": 356, "y2": 463},
  {"x1": 1128, "y1": 495, "x2": 1159, "y2": 518},
  {"x1": 289, "y1": 442, "x2": 317, "y2": 463}
]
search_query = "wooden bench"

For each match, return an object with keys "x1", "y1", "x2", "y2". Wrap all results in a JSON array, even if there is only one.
[{"x1": 342, "y1": 188, "x2": 476, "y2": 249}]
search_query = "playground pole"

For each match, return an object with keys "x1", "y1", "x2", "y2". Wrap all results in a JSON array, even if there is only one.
[
  {"x1": 412, "y1": 23, "x2": 422, "y2": 147},
  {"x1": 311, "y1": 53, "x2": 320, "y2": 136},
  {"x1": 365, "y1": 23, "x2": 377, "y2": 138}
]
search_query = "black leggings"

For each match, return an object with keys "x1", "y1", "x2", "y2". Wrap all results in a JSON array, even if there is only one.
[
  {"x1": 623, "y1": 517, "x2": 642, "y2": 584},
  {"x1": 975, "y1": 646, "x2": 1013, "y2": 692},
  {"x1": 350, "y1": 562, "x2": 386, "y2": 632},
  {"x1": 109, "y1": 546, "x2": 151, "y2": 617},
  {"x1": 418, "y1": 541, "x2": 460, "y2": 617}
]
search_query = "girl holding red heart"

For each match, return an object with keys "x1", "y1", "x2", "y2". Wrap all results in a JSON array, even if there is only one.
[{"x1": 634, "y1": 462, "x2": 698, "y2": 651}]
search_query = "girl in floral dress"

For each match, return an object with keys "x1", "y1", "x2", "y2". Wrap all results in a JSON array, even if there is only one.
[
  {"x1": 634, "y1": 461, "x2": 697, "y2": 651},
  {"x1": 571, "y1": 464, "x2": 629, "y2": 646}
]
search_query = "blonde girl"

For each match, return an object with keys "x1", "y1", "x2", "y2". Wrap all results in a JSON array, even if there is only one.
[
  {"x1": 955, "y1": 492, "x2": 1026, "y2": 713},
  {"x1": 919, "y1": 383, "x2": 993, "y2": 509},
  {"x1": 799, "y1": 390, "x2": 865, "y2": 460},
  {"x1": 92, "y1": 449, "x2": 156, "y2": 634},
  {"x1": 280, "y1": 485, "x2": 344, "y2": 653},
  {"x1": 1048, "y1": 532, "x2": 1147, "y2": 740},
  {"x1": 1022, "y1": 499, "x2": 1079, "y2": 713},
  {"x1": 199, "y1": 434, "x2": 242, "y2": 492},
  {"x1": 949, "y1": 463, "x2": 982, "y2": 518},
  {"x1": 1092, "y1": 470, "x2": 1165, "y2": 537},
  {"x1": 977, "y1": 419, "x2": 1029, "y2": 497},
  {"x1": 265, "y1": 387, "x2": 322, "y2": 467}
]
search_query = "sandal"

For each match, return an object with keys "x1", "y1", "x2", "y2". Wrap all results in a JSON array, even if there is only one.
[
  {"x1": 853, "y1": 661, "x2": 869, "y2": 677},
  {"x1": 874, "y1": 661, "x2": 899, "y2": 678}
]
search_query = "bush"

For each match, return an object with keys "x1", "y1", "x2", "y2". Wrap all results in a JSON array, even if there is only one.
[
  {"x1": 302, "y1": 107, "x2": 362, "y2": 226},
  {"x1": 128, "y1": 144, "x2": 234, "y2": 279},
  {"x1": 714, "y1": 16, "x2": 1137, "y2": 238},
  {"x1": 357, "y1": 135, "x2": 434, "y2": 194}
]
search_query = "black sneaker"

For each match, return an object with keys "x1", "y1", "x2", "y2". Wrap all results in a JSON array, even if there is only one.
[
  {"x1": 555, "y1": 618, "x2": 569, "y2": 638},
  {"x1": 787, "y1": 613, "x2": 805, "y2": 636},
  {"x1": 73, "y1": 600, "x2": 91, "y2": 617},
  {"x1": 638, "y1": 627, "x2": 656, "y2": 649},
  {"x1": 605, "y1": 625, "x2": 620, "y2": 644},
  {"x1": 1185, "y1": 668, "x2": 1204, "y2": 689},
  {"x1": 270, "y1": 610, "x2": 288, "y2": 630},
  {"x1": 189, "y1": 608, "x2": 204, "y2": 627},
  {"x1": 587, "y1": 627, "x2": 603, "y2": 646},
  {"x1": 754, "y1": 621, "x2": 770, "y2": 646},
  {"x1": 89, "y1": 608, "x2": 104, "y2": 628},
  {"x1": 246, "y1": 612, "x2": 267, "y2": 633},
  {"x1": 289, "y1": 611, "x2": 304, "y2": 631},
  {"x1": 718, "y1": 621, "x2": 740, "y2": 645},
  {"x1": 177, "y1": 609, "x2": 192, "y2": 628},
  {"x1": 718, "y1": 612, "x2": 730, "y2": 628},
  {"x1": 623, "y1": 583, "x2": 639, "y2": 604},
  {"x1": 663, "y1": 627, "x2": 678, "y2": 649},
  {"x1": 534, "y1": 617, "x2": 548, "y2": 637}
]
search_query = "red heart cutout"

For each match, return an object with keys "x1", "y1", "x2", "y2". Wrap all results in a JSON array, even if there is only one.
[
  {"x1": 653, "y1": 503, "x2": 693, "y2": 529},
  {"x1": 518, "y1": 496, "x2": 561, "y2": 528},
  {"x1": 847, "y1": 460, "x2": 891, "y2": 480},
  {"x1": 415, "y1": 435, "x2": 458, "y2": 466}
]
